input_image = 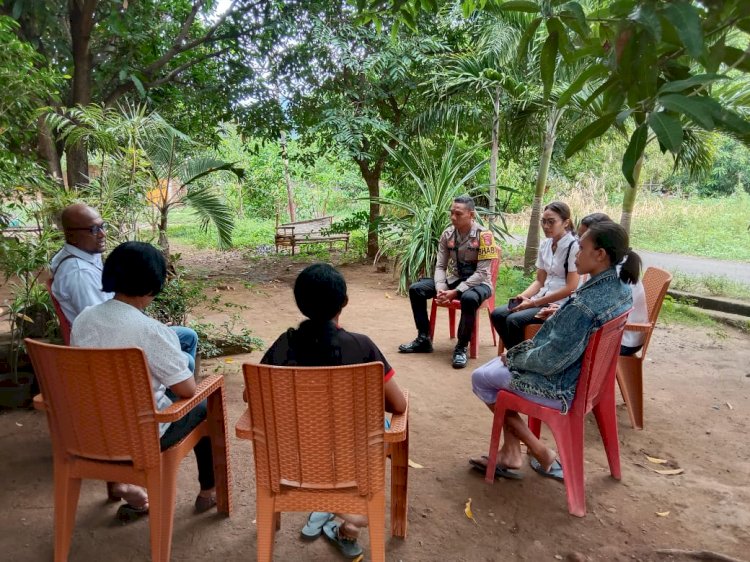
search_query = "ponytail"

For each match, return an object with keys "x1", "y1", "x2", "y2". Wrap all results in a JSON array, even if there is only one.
[
  {"x1": 619, "y1": 250, "x2": 642, "y2": 285},
  {"x1": 586, "y1": 220, "x2": 641, "y2": 284}
]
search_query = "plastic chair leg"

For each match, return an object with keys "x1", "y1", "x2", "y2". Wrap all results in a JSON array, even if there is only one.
[
  {"x1": 528, "y1": 416, "x2": 542, "y2": 439},
  {"x1": 448, "y1": 307, "x2": 456, "y2": 339},
  {"x1": 366, "y1": 490, "x2": 387, "y2": 562},
  {"x1": 255, "y1": 487, "x2": 277, "y2": 562},
  {"x1": 388, "y1": 429, "x2": 409, "y2": 538},
  {"x1": 550, "y1": 417, "x2": 586, "y2": 517},
  {"x1": 470, "y1": 314, "x2": 479, "y2": 358},
  {"x1": 487, "y1": 308, "x2": 497, "y2": 346},
  {"x1": 593, "y1": 393, "x2": 621, "y2": 480},
  {"x1": 152, "y1": 470, "x2": 179, "y2": 562},
  {"x1": 616, "y1": 357, "x2": 644, "y2": 430},
  {"x1": 207, "y1": 388, "x2": 233, "y2": 514},
  {"x1": 53, "y1": 461, "x2": 81, "y2": 562},
  {"x1": 428, "y1": 300, "x2": 438, "y2": 340},
  {"x1": 485, "y1": 403, "x2": 507, "y2": 483}
]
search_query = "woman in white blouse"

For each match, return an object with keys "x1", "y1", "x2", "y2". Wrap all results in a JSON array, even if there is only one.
[{"x1": 492, "y1": 201, "x2": 579, "y2": 350}]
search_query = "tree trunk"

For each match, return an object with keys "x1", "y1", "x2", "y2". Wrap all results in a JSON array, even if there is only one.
[
  {"x1": 158, "y1": 206, "x2": 170, "y2": 258},
  {"x1": 488, "y1": 85, "x2": 501, "y2": 221},
  {"x1": 37, "y1": 115, "x2": 64, "y2": 183},
  {"x1": 358, "y1": 164, "x2": 381, "y2": 259},
  {"x1": 523, "y1": 110, "x2": 559, "y2": 273},
  {"x1": 66, "y1": 0, "x2": 96, "y2": 188},
  {"x1": 279, "y1": 130, "x2": 296, "y2": 222},
  {"x1": 620, "y1": 154, "x2": 644, "y2": 234}
]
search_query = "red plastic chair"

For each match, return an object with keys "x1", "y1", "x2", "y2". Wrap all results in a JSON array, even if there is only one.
[
  {"x1": 484, "y1": 310, "x2": 630, "y2": 517},
  {"x1": 46, "y1": 277, "x2": 71, "y2": 345},
  {"x1": 428, "y1": 255, "x2": 500, "y2": 358}
]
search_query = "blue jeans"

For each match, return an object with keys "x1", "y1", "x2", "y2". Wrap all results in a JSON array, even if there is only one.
[{"x1": 171, "y1": 326, "x2": 198, "y2": 373}]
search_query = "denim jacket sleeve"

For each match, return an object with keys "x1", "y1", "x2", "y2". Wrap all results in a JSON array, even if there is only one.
[{"x1": 506, "y1": 301, "x2": 594, "y2": 377}]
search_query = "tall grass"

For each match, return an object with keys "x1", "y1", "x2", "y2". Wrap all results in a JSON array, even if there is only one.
[{"x1": 503, "y1": 178, "x2": 750, "y2": 261}]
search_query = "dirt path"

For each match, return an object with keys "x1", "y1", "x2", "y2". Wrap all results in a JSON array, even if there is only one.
[{"x1": 1, "y1": 246, "x2": 749, "y2": 561}]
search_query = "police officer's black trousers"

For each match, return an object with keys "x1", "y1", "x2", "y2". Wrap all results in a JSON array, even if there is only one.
[{"x1": 408, "y1": 278, "x2": 492, "y2": 346}]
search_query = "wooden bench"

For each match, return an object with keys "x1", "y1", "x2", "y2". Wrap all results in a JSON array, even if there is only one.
[{"x1": 275, "y1": 216, "x2": 350, "y2": 255}]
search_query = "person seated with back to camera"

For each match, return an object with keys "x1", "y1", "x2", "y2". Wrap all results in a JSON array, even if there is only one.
[
  {"x1": 491, "y1": 201, "x2": 579, "y2": 351},
  {"x1": 260, "y1": 262, "x2": 406, "y2": 560},
  {"x1": 469, "y1": 220, "x2": 638, "y2": 481},
  {"x1": 70, "y1": 241, "x2": 218, "y2": 522}
]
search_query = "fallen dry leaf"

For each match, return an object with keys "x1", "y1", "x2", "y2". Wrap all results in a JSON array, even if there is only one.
[
  {"x1": 654, "y1": 468, "x2": 684, "y2": 476},
  {"x1": 224, "y1": 358, "x2": 234, "y2": 363},
  {"x1": 464, "y1": 498, "x2": 478, "y2": 525},
  {"x1": 656, "y1": 511, "x2": 670, "y2": 517},
  {"x1": 726, "y1": 402, "x2": 733, "y2": 410},
  {"x1": 407, "y1": 459, "x2": 424, "y2": 469},
  {"x1": 384, "y1": 293, "x2": 392, "y2": 299},
  {"x1": 646, "y1": 455, "x2": 668, "y2": 464}
]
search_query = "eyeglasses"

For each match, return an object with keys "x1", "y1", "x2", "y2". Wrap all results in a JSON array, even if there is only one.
[
  {"x1": 66, "y1": 222, "x2": 107, "y2": 235},
  {"x1": 540, "y1": 218, "x2": 560, "y2": 226}
]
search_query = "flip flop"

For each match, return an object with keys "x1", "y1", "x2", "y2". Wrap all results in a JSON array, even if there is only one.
[
  {"x1": 469, "y1": 455, "x2": 524, "y2": 480},
  {"x1": 530, "y1": 457, "x2": 564, "y2": 482},
  {"x1": 115, "y1": 503, "x2": 149, "y2": 524},
  {"x1": 323, "y1": 520, "x2": 364, "y2": 559},
  {"x1": 301, "y1": 512, "x2": 334, "y2": 540}
]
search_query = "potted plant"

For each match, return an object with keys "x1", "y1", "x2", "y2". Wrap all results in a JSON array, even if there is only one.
[{"x1": 0, "y1": 229, "x2": 56, "y2": 407}]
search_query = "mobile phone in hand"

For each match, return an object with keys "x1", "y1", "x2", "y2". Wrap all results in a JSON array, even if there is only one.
[{"x1": 508, "y1": 297, "x2": 522, "y2": 311}]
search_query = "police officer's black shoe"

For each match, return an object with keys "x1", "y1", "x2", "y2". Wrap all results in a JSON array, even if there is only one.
[
  {"x1": 452, "y1": 345, "x2": 469, "y2": 369},
  {"x1": 398, "y1": 334, "x2": 433, "y2": 353}
]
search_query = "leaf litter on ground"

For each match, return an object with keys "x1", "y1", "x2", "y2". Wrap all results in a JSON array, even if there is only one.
[{"x1": 636, "y1": 451, "x2": 684, "y2": 475}]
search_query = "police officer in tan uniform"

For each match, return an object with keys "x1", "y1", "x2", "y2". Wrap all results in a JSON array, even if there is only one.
[{"x1": 399, "y1": 195, "x2": 498, "y2": 368}]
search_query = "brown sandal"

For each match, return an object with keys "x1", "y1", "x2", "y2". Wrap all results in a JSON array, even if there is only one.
[{"x1": 194, "y1": 493, "x2": 217, "y2": 514}]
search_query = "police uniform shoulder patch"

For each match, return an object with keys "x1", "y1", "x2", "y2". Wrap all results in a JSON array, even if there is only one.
[{"x1": 478, "y1": 231, "x2": 499, "y2": 260}]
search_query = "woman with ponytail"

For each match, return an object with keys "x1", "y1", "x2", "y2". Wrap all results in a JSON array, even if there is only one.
[
  {"x1": 260, "y1": 262, "x2": 406, "y2": 559},
  {"x1": 469, "y1": 220, "x2": 637, "y2": 481}
]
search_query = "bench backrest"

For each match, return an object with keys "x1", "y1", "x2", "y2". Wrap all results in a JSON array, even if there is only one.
[{"x1": 277, "y1": 216, "x2": 333, "y2": 235}]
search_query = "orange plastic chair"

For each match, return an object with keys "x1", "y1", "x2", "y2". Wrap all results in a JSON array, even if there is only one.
[
  {"x1": 616, "y1": 267, "x2": 672, "y2": 430},
  {"x1": 25, "y1": 339, "x2": 233, "y2": 562},
  {"x1": 235, "y1": 362, "x2": 409, "y2": 562},
  {"x1": 45, "y1": 277, "x2": 72, "y2": 345},
  {"x1": 484, "y1": 310, "x2": 630, "y2": 517},
  {"x1": 429, "y1": 255, "x2": 501, "y2": 358}
]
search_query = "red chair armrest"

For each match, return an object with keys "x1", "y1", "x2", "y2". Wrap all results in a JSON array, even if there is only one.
[{"x1": 235, "y1": 409, "x2": 252, "y2": 439}]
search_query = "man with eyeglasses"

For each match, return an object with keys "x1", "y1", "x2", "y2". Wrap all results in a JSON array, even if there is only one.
[{"x1": 50, "y1": 204, "x2": 112, "y2": 324}]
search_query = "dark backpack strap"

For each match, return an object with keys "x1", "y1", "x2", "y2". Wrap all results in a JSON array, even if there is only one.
[{"x1": 50, "y1": 253, "x2": 79, "y2": 276}]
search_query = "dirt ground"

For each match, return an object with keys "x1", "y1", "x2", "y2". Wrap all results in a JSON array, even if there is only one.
[{"x1": 1, "y1": 245, "x2": 749, "y2": 562}]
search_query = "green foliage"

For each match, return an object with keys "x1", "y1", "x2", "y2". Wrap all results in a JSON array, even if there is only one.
[
  {"x1": 667, "y1": 136, "x2": 750, "y2": 197},
  {"x1": 494, "y1": 265, "x2": 534, "y2": 303},
  {"x1": 190, "y1": 315, "x2": 265, "y2": 359},
  {"x1": 670, "y1": 272, "x2": 750, "y2": 302},
  {"x1": 375, "y1": 136, "x2": 498, "y2": 293},
  {"x1": 0, "y1": 229, "x2": 58, "y2": 379},
  {"x1": 659, "y1": 295, "x2": 717, "y2": 328}
]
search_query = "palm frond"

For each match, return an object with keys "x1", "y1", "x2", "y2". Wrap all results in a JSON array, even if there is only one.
[{"x1": 182, "y1": 186, "x2": 234, "y2": 249}]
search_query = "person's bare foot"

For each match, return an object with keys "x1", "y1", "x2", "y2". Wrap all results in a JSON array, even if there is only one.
[
  {"x1": 534, "y1": 447, "x2": 558, "y2": 473},
  {"x1": 496, "y1": 447, "x2": 523, "y2": 470}
]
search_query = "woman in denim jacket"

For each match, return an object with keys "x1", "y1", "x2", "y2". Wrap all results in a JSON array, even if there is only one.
[{"x1": 470, "y1": 220, "x2": 638, "y2": 480}]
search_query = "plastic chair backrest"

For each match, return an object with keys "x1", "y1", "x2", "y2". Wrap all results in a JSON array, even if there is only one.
[
  {"x1": 45, "y1": 278, "x2": 72, "y2": 345},
  {"x1": 571, "y1": 310, "x2": 630, "y2": 416},
  {"x1": 639, "y1": 267, "x2": 673, "y2": 357},
  {"x1": 25, "y1": 339, "x2": 161, "y2": 468},
  {"x1": 242, "y1": 362, "x2": 386, "y2": 495}
]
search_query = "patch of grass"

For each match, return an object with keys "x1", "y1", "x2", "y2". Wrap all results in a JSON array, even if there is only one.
[
  {"x1": 670, "y1": 272, "x2": 750, "y2": 301},
  {"x1": 505, "y1": 187, "x2": 750, "y2": 261},
  {"x1": 495, "y1": 265, "x2": 534, "y2": 303},
  {"x1": 167, "y1": 208, "x2": 275, "y2": 249},
  {"x1": 659, "y1": 295, "x2": 717, "y2": 328}
]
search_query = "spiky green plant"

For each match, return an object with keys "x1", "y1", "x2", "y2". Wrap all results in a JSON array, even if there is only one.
[{"x1": 374, "y1": 136, "x2": 507, "y2": 293}]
